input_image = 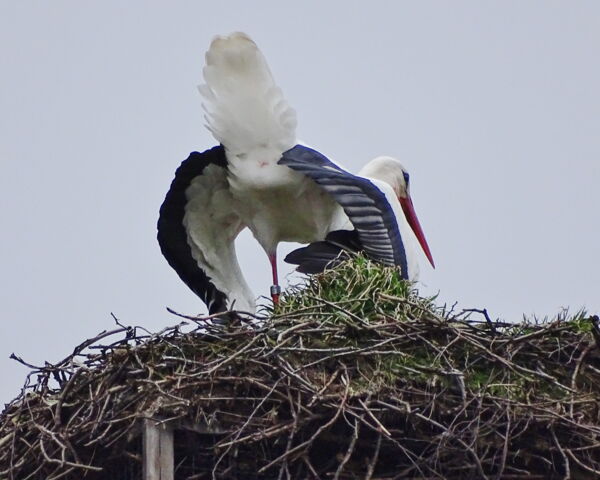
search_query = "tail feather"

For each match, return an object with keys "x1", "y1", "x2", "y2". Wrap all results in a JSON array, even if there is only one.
[{"x1": 200, "y1": 32, "x2": 297, "y2": 153}]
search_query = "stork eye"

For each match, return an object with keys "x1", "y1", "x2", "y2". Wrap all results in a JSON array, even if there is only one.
[{"x1": 403, "y1": 172, "x2": 410, "y2": 184}]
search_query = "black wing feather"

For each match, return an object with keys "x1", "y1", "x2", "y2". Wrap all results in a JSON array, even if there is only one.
[
  {"x1": 284, "y1": 230, "x2": 360, "y2": 274},
  {"x1": 157, "y1": 145, "x2": 230, "y2": 314},
  {"x1": 279, "y1": 145, "x2": 409, "y2": 278}
]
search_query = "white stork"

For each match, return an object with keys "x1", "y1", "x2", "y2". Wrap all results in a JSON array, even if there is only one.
[{"x1": 157, "y1": 32, "x2": 434, "y2": 315}]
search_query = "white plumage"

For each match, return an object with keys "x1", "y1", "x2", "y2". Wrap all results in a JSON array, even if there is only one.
[
  {"x1": 201, "y1": 32, "x2": 296, "y2": 155},
  {"x1": 157, "y1": 32, "x2": 434, "y2": 315},
  {"x1": 199, "y1": 32, "x2": 340, "y2": 253}
]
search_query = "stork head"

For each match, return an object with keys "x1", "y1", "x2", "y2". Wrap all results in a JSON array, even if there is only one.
[{"x1": 359, "y1": 156, "x2": 435, "y2": 268}]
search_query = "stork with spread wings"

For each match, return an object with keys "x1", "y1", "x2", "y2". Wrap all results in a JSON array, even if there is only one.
[{"x1": 157, "y1": 33, "x2": 434, "y2": 315}]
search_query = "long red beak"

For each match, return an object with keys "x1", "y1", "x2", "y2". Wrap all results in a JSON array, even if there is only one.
[{"x1": 399, "y1": 196, "x2": 435, "y2": 268}]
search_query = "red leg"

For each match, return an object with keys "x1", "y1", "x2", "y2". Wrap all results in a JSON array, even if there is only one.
[{"x1": 268, "y1": 252, "x2": 281, "y2": 305}]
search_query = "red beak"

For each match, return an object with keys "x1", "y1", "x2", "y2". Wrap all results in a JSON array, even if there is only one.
[{"x1": 399, "y1": 196, "x2": 435, "y2": 268}]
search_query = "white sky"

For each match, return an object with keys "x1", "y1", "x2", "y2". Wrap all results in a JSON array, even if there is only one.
[{"x1": 1, "y1": 1, "x2": 599, "y2": 405}]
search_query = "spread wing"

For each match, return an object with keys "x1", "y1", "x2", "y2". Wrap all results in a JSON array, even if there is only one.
[
  {"x1": 279, "y1": 145, "x2": 409, "y2": 278},
  {"x1": 157, "y1": 145, "x2": 255, "y2": 314}
]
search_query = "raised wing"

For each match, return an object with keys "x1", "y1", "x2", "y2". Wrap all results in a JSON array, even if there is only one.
[
  {"x1": 157, "y1": 145, "x2": 255, "y2": 314},
  {"x1": 279, "y1": 145, "x2": 409, "y2": 278}
]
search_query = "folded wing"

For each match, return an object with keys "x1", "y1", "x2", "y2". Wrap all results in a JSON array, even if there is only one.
[{"x1": 284, "y1": 230, "x2": 361, "y2": 274}]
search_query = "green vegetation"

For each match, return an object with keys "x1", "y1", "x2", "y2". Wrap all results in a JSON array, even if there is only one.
[{"x1": 1, "y1": 256, "x2": 599, "y2": 479}]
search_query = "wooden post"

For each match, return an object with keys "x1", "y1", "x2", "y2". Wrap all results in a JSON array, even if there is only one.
[{"x1": 143, "y1": 418, "x2": 174, "y2": 480}]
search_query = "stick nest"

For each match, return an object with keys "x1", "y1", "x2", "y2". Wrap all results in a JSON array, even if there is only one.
[{"x1": 1, "y1": 257, "x2": 600, "y2": 479}]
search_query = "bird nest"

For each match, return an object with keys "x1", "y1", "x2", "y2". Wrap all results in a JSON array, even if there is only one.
[{"x1": 1, "y1": 257, "x2": 600, "y2": 480}]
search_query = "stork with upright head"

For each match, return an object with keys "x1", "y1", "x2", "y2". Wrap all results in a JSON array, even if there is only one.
[{"x1": 157, "y1": 32, "x2": 434, "y2": 315}]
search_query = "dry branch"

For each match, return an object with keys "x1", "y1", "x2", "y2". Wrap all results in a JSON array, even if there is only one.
[{"x1": 1, "y1": 257, "x2": 599, "y2": 479}]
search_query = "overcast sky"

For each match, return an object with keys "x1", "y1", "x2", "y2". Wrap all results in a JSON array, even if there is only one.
[{"x1": 1, "y1": 1, "x2": 598, "y2": 406}]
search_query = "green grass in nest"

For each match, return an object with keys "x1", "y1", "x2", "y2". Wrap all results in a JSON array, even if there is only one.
[{"x1": 266, "y1": 255, "x2": 599, "y2": 403}]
